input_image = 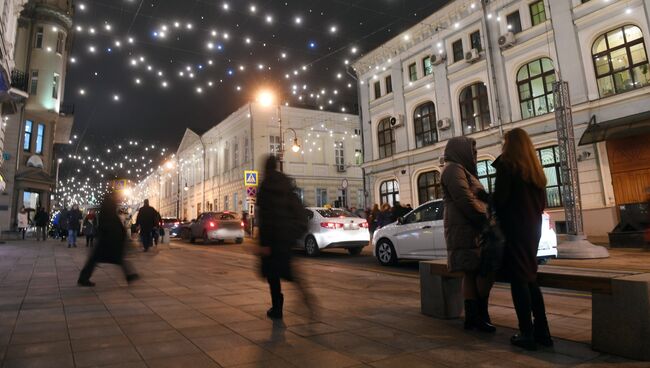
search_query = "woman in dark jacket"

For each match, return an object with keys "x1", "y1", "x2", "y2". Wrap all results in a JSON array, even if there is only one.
[
  {"x1": 441, "y1": 136, "x2": 494, "y2": 332},
  {"x1": 367, "y1": 204, "x2": 380, "y2": 235},
  {"x1": 376, "y1": 203, "x2": 393, "y2": 228},
  {"x1": 492, "y1": 128, "x2": 551, "y2": 350}
]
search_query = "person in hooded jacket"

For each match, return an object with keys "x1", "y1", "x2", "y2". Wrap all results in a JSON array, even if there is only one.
[
  {"x1": 67, "y1": 204, "x2": 83, "y2": 248},
  {"x1": 441, "y1": 136, "x2": 495, "y2": 333},
  {"x1": 492, "y1": 128, "x2": 551, "y2": 350}
]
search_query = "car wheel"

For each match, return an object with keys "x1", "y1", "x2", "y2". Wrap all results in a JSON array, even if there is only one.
[
  {"x1": 235, "y1": 238, "x2": 243, "y2": 244},
  {"x1": 304, "y1": 236, "x2": 320, "y2": 257},
  {"x1": 202, "y1": 231, "x2": 209, "y2": 244},
  {"x1": 348, "y1": 247, "x2": 363, "y2": 256},
  {"x1": 376, "y1": 239, "x2": 397, "y2": 266}
]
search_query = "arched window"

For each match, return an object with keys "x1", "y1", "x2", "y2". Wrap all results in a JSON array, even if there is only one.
[
  {"x1": 417, "y1": 171, "x2": 442, "y2": 205},
  {"x1": 379, "y1": 180, "x2": 399, "y2": 206},
  {"x1": 592, "y1": 25, "x2": 650, "y2": 97},
  {"x1": 377, "y1": 117, "x2": 395, "y2": 159},
  {"x1": 517, "y1": 58, "x2": 556, "y2": 119},
  {"x1": 414, "y1": 102, "x2": 438, "y2": 148},
  {"x1": 459, "y1": 83, "x2": 490, "y2": 135}
]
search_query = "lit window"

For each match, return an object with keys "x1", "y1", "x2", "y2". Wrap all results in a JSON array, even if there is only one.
[
  {"x1": 23, "y1": 120, "x2": 33, "y2": 151},
  {"x1": 269, "y1": 135, "x2": 281, "y2": 157},
  {"x1": 379, "y1": 180, "x2": 399, "y2": 206},
  {"x1": 408, "y1": 63, "x2": 417, "y2": 81},
  {"x1": 537, "y1": 146, "x2": 562, "y2": 208},
  {"x1": 35, "y1": 124, "x2": 45, "y2": 154},
  {"x1": 52, "y1": 73, "x2": 60, "y2": 99},
  {"x1": 517, "y1": 58, "x2": 556, "y2": 119},
  {"x1": 417, "y1": 171, "x2": 442, "y2": 205},
  {"x1": 423, "y1": 56, "x2": 433, "y2": 76},
  {"x1": 477, "y1": 160, "x2": 496, "y2": 193},
  {"x1": 377, "y1": 117, "x2": 395, "y2": 159},
  {"x1": 459, "y1": 83, "x2": 490, "y2": 134},
  {"x1": 529, "y1": 1, "x2": 547, "y2": 27},
  {"x1": 34, "y1": 27, "x2": 43, "y2": 48},
  {"x1": 316, "y1": 188, "x2": 328, "y2": 207},
  {"x1": 414, "y1": 101, "x2": 437, "y2": 148}
]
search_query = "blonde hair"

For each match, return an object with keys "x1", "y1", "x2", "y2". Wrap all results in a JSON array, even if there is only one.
[{"x1": 501, "y1": 128, "x2": 547, "y2": 189}]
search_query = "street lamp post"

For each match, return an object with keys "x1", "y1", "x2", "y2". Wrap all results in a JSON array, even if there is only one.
[{"x1": 55, "y1": 158, "x2": 63, "y2": 208}]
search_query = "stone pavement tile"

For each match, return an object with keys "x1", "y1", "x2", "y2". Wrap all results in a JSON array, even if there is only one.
[
  {"x1": 178, "y1": 324, "x2": 233, "y2": 338},
  {"x1": 145, "y1": 352, "x2": 221, "y2": 368},
  {"x1": 4, "y1": 341, "x2": 71, "y2": 359},
  {"x1": 574, "y1": 356, "x2": 650, "y2": 367},
  {"x1": 9, "y1": 330, "x2": 69, "y2": 345},
  {"x1": 309, "y1": 332, "x2": 403, "y2": 363},
  {"x1": 69, "y1": 323, "x2": 124, "y2": 339},
  {"x1": 2, "y1": 353, "x2": 75, "y2": 368},
  {"x1": 74, "y1": 346, "x2": 143, "y2": 367},
  {"x1": 229, "y1": 358, "x2": 297, "y2": 368},
  {"x1": 282, "y1": 349, "x2": 361, "y2": 368},
  {"x1": 120, "y1": 320, "x2": 174, "y2": 335},
  {"x1": 166, "y1": 315, "x2": 221, "y2": 329},
  {"x1": 352, "y1": 326, "x2": 447, "y2": 352},
  {"x1": 136, "y1": 338, "x2": 200, "y2": 360},
  {"x1": 89, "y1": 362, "x2": 147, "y2": 368},
  {"x1": 191, "y1": 333, "x2": 254, "y2": 351},
  {"x1": 369, "y1": 353, "x2": 448, "y2": 368},
  {"x1": 12, "y1": 321, "x2": 67, "y2": 334},
  {"x1": 201, "y1": 306, "x2": 259, "y2": 323},
  {"x1": 115, "y1": 313, "x2": 165, "y2": 325},
  {"x1": 206, "y1": 345, "x2": 278, "y2": 367},
  {"x1": 288, "y1": 322, "x2": 343, "y2": 337},
  {"x1": 126, "y1": 328, "x2": 186, "y2": 345},
  {"x1": 70, "y1": 334, "x2": 133, "y2": 352},
  {"x1": 222, "y1": 319, "x2": 274, "y2": 334},
  {"x1": 414, "y1": 344, "x2": 488, "y2": 367},
  {"x1": 66, "y1": 316, "x2": 116, "y2": 329}
]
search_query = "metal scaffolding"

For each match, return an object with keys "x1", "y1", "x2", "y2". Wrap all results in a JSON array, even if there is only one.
[{"x1": 553, "y1": 80, "x2": 583, "y2": 236}]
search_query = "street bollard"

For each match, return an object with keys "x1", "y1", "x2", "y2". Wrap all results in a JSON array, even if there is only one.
[{"x1": 163, "y1": 228, "x2": 171, "y2": 244}]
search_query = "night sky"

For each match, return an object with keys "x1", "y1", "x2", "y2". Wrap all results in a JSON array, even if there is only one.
[{"x1": 59, "y1": 0, "x2": 450, "y2": 191}]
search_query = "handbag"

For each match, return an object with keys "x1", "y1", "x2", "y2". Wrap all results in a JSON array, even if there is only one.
[{"x1": 479, "y1": 202, "x2": 506, "y2": 276}]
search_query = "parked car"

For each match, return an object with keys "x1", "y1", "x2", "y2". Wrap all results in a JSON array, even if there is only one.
[
  {"x1": 188, "y1": 212, "x2": 245, "y2": 244},
  {"x1": 372, "y1": 200, "x2": 558, "y2": 266},
  {"x1": 300, "y1": 207, "x2": 370, "y2": 256},
  {"x1": 161, "y1": 217, "x2": 181, "y2": 237}
]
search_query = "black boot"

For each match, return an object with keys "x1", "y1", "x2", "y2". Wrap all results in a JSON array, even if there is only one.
[
  {"x1": 267, "y1": 293, "x2": 283, "y2": 319},
  {"x1": 511, "y1": 331, "x2": 537, "y2": 351},
  {"x1": 464, "y1": 300, "x2": 495, "y2": 332},
  {"x1": 477, "y1": 298, "x2": 496, "y2": 333},
  {"x1": 534, "y1": 319, "x2": 553, "y2": 347}
]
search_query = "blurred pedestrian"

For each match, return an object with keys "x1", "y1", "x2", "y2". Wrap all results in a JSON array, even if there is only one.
[
  {"x1": 405, "y1": 204, "x2": 413, "y2": 212},
  {"x1": 242, "y1": 212, "x2": 250, "y2": 236},
  {"x1": 441, "y1": 136, "x2": 494, "y2": 333},
  {"x1": 78, "y1": 192, "x2": 139, "y2": 287},
  {"x1": 34, "y1": 207, "x2": 49, "y2": 241},
  {"x1": 17, "y1": 207, "x2": 29, "y2": 240},
  {"x1": 493, "y1": 128, "x2": 551, "y2": 350},
  {"x1": 152, "y1": 209, "x2": 161, "y2": 246},
  {"x1": 257, "y1": 155, "x2": 315, "y2": 319},
  {"x1": 376, "y1": 203, "x2": 393, "y2": 228},
  {"x1": 58, "y1": 207, "x2": 69, "y2": 241},
  {"x1": 83, "y1": 209, "x2": 98, "y2": 247},
  {"x1": 391, "y1": 201, "x2": 409, "y2": 222},
  {"x1": 368, "y1": 204, "x2": 380, "y2": 234},
  {"x1": 136, "y1": 199, "x2": 158, "y2": 252},
  {"x1": 67, "y1": 204, "x2": 83, "y2": 248}
]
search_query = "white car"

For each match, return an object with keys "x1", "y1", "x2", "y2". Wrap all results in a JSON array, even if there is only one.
[
  {"x1": 300, "y1": 208, "x2": 370, "y2": 256},
  {"x1": 372, "y1": 200, "x2": 558, "y2": 266},
  {"x1": 188, "y1": 212, "x2": 245, "y2": 244}
]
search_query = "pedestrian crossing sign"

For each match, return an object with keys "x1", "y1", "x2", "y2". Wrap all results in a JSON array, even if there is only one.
[{"x1": 244, "y1": 171, "x2": 258, "y2": 186}]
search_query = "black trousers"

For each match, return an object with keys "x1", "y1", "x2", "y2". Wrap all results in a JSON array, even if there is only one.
[
  {"x1": 510, "y1": 277, "x2": 548, "y2": 334},
  {"x1": 267, "y1": 275, "x2": 283, "y2": 309},
  {"x1": 86, "y1": 235, "x2": 94, "y2": 246},
  {"x1": 78, "y1": 252, "x2": 135, "y2": 282}
]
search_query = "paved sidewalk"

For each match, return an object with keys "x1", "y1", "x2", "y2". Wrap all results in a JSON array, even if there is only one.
[{"x1": 0, "y1": 240, "x2": 644, "y2": 367}]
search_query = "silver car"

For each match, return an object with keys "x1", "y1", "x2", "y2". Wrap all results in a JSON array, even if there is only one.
[{"x1": 189, "y1": 212, "x2": 245, "y2": 244}]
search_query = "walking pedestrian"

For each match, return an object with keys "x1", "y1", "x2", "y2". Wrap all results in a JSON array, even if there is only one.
[
  {"x1": 34, "y1": 207, "x2": 49, "y2": 241},
  {"x1": 58, "y1": 207, "x2": 69, "y2": 241},
  {"x1": 367, "y1": 204, "x2": 380, "y2": 235},
  {"x1": 376, "y1": 203, "x2": 393, "y2": 229},
  {"x1": 391, "y1": 201, "x2": 409, "y2": 222},
  {"x1": 78, "y1": 192, "x2": 139, "y2": 287},
  {"x1": 136, "y1": 199, "x2": 157, "y2": 252},
  {"x1": 83, "y1": 209, "x2": 98, "y2": 247},
  {"x1": 492, "y1": 128, "x2": 551, "y2": 350},
  {"x1": 441, "y1": 136, "x2": 495, "y2": 333},
  {"x1": 257, "y1": 155, "x2": 316, "y2": 319},
  {"x1": 67, "y1": 204, "x2": 83, "y2": 248},
  {"x1": 17, "y1": 207, "x2": 29, "y2": 240}
]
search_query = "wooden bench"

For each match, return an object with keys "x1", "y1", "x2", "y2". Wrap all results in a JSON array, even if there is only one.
[{"x1": 419, "y1": 259, "x2": 650, "y2": 361}]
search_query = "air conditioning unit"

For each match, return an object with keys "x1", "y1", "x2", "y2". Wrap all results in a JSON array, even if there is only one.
[
  {"x1": 431, "y1": 52, "x2": 446, "y2": 65},
  {"x1": 437, "y1": 118, "x2": 451, "y2": 130},
  {"x1": 498, "y1": 32, "x2": 516, "y2": 49},
  {"x1": 390, "y1": 114, "x2": 405, "y2": 128},
  {"x1": 438, "y1": 156, "x2": 445, "y2": 165},
  {"x1": 465, "y1": 48, "x2": 480, "y2": 63},
  {"x1": 336, "y1": 165, "x2": 346, "y2": 173}
]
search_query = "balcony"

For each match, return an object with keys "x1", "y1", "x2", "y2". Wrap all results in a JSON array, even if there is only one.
[
  {"x1": 59, "y1": 103, "x2": 75, "y2": 116},
  {"x1": 10, "y1": 69, "x2": 28, "y2": 92}
]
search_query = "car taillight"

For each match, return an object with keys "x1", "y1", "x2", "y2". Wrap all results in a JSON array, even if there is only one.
[
  {"x1": 240, "y1": 221, "x2": 245, "y2": 227},
  {"x1": 174, "y1": 222, "x2": 179, "y2": 226},
  {"x1": 320, "y1": 222, "x2": 344, "y2": 229},
  {"x1": 359, "y1": 222, "x2": 369, "y2": 228},
  {"x1": 209, "y1": 222, "x2": 216, "y2": 228}
]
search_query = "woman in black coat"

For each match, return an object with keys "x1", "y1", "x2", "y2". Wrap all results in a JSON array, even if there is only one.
[{"x1": 492, "y1": 128, "x2": 551, "y2": 350}]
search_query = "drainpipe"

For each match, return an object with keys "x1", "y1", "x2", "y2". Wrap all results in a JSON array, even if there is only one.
[
  {"x1": 200, "y1": 138, "x2": 206, "y2": 210},
  {"x1": 481, "y1": 0, "x2": 505, "y2": 139},
  {"x1": 347, "y1": 67, "x2": 367, "y2": 209}
]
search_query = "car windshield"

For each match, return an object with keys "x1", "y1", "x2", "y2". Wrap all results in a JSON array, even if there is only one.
[
  {"x1": 316, "y1": 209, "x2": 355, "y2": 218},
  {"x1": 216, "y1": 213, "x2": 238, "y2": 220}
]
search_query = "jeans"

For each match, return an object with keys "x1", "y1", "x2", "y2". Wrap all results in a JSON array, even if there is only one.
[
  {"x1": 141, "y1": 232, "x2": 153, "y2": 250},
  {"x1": 68, "y1": 229, "x2": 77, "y2": 246},
  {"x1": 510, "y1": 278, "x2": 548, "y2": 334},
  {"x1": 36, "y1": 226, "x2": 47, "y2": 241}
]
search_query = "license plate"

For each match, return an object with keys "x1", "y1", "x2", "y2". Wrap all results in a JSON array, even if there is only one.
[{"x1": 344, "y1": 224, "x2": 358, "y2": 230}]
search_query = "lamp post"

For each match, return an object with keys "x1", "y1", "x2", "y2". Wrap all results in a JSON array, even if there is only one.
[
  {"x1": 55, "y1": 158, "x2": 63, "y2": 208},
  {"x1": 256, "y1": 90, "x2": 301, "y2": 172}
]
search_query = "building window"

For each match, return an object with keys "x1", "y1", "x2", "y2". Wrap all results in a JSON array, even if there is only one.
[
  {"x1": 52, "y1": 73, "x2": 59, "y2": 99},
  {"x1": 385, "y1": 75, "x2": 393, "y2": 94},
  {"x1": 477, "y1": 160, "x2": 496, "y2": 193},
  {"x1": 414, "y1": 101, "x2": 438, "y2": 148},
  {"x1": 379, "y1": 180, "x2": 400, "y2": 206},
  {"x1": 423, "y1": 56, "x2": 433, "y2": 76},
  {"x1": 529, "y1": 0, "x2": 547, "y2": 27},
  {"x1": 417, "y1": 171, "x2": 442, "y2": 205},
  {"x1": 470, "y1": 30, "x2": 482, "y2": 52},
  {"x1": 34, "y1": 27, "x2": 43, "y2": 48},
  {"x1": 452, "y1": 39, "x2": 464, "y2": 62},
  {"x1": 23, "y1": 120, "x2": 34, "y2": 152},
  {"x1": 377, "y1": 117, "x2": 395, "y2": 159},
  {"x1": 537, "y1": 146, "x2": 562, "y2": 208},
  {"x1": 506, "y1": 11, "x2": 522, "y2": 33},
  {"x1": 56, "y1": 31, "x2": 65, "y2": 54},
  {"x1": 23, "y1": 191, "x2": 40, "y2": 210},
  {"x1": 459, "y1": 83, "x2": 490, "y2": 134},
  {"x1": 408, "y1": 63, "x2": 417, "y2": 81},
  {"x1": 295, "y1": 188, "x2": 304, "y2": 204},
  {"x1": 29, "y1": 70, "x2": 38, "y2": 95},
  {"x1": 269, "y1": 135, "x2": 281, "y2": 157},
  {"x1": 517, "y1": 57, "x2": 556, "y2": 119},
  {"x1": 35, "y1": 124, "x2": 45, "y2": 154},
  {"x1": 223, "y1": 144, "x2": 230, "y2": 172},
  {"x1": 233, "y1": 192, "x2": 238, "y2": 212},
  {"x1": 357, "y1": 188, "x2": 365, "y2": 209},
  {"x1": 316, "y1": 188, "x2": 328, "y2": 207},
  {"x1": 592, "y1": 25, "x2": 650, "y2": 97},
  {"x1": 355, "y1": 149, "x2": 363, "y2": 165},
  {"x1": 224, "y1": 195, "x2": 229, "y2": 211},
  {"x1": 335, "y1": 141, "x2": 345, "y2": 171},
  {"x1": 243, "y1": 136, "x2": 249, "y2": 163},
  {"x1": 374, "y1": 81, "x2": 381, "y2": 99},
  {"x1": 233, "y1": 139, "x2": 239, "y2": 168}
]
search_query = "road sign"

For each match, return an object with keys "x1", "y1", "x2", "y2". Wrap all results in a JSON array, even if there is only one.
[
  {"x1": 246, "y1": 186, "x2": 257, "y2": 197},
  {"x1": 244, "y1": 171, "x2": 258, "y2": 186}
]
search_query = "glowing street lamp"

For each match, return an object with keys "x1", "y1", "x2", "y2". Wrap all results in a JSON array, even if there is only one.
[{"x1": 256, "y1": 90, "x2": 275, "y2": 107}]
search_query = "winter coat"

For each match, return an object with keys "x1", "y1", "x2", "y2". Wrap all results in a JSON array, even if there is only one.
[
  {"x1": 94, "y1": 210, "x2": 127, "y2": 265},
  {"x1": 391, "y1": 205, "x2": 410, "y2": 222},
  {"x1": 17, "y1": 212, "x2": 29, "y2": 229},
  {"x1": 34, "y1": 210, "x2": 49, "y2": 227},
  {"x1": 136, "y1": 205, "x2": 158, "y2": 233},
  {"x1": 368, "y1": 209, "x2": 380, "y2": 233},
  {"x1": 492, "y1": 157, "x2": 546, "y2": 282},
  {"x1": 58, "y1": 210, "x2": 69, "y2": 231},
  {"x1": 441, "y1": 137, "x2": 487, "y2": 273},
  {"x1": 67, "y1": 209, "x2": 83, "y2": 232},
  {"x1": 257, "y1": 169, "x2": 307, "y2": 280},
  {"x1": 376, "y1": 210, "x2": 393, "y2": 228},
  {"x1": 83, "y1": 215, "x2": 97, "y2": 236}
]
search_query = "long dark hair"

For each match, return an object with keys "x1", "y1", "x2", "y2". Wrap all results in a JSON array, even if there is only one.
[{"x1": 501, "y1": 128, "x2": 547, "y2": 189}]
